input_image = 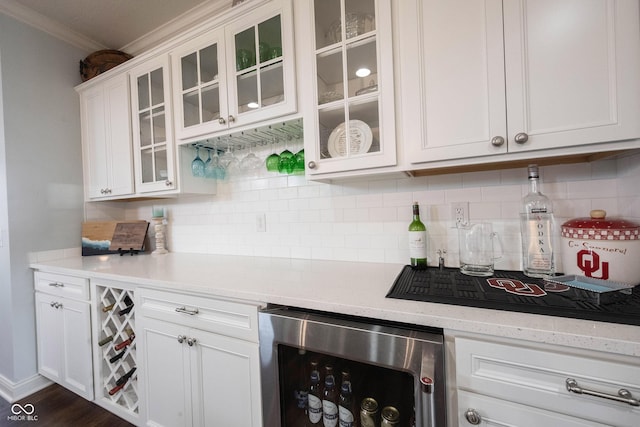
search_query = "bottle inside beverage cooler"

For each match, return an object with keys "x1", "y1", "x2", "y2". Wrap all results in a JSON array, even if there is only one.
[
  {"x1": 308, "y1": 360, "x2": 323, "y2": 425},
  {"x1": 338, "y1": 370, "x2": 355, "y2": 427},
  {"x1": 323, "y1": 365, "x2": 339, "y2": 427}
]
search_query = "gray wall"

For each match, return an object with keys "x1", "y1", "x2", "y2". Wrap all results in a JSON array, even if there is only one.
[{"x1": 0, "y1": 13, "x2": 86, "y2": 398}]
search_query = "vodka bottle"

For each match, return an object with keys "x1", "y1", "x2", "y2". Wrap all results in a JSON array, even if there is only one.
[
  {"x1": 408, "y1": 202, "x2": 428, "y2": 269},
  {"x1": 322, "y1": 365, "x2": 339, "y2": 427},
  {"x1": 520, "y1": 165, "x2": 555, "y2": 277},
  {"x1": 308, "y1": 361, "x2": 323, "y2": 425}
]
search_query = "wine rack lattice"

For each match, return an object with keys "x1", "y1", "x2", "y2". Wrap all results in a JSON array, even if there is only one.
[{"x1": 97, "y1": 285, "x2": 139, "y2": 415}]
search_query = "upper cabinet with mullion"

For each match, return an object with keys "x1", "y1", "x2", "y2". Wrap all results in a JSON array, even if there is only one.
[
  {"x1": 171, "y1": 0, "x2": 296, "y2": 142},
  {"x1": 298, "y1": 0, "x2": 397, "y2": 176},
  {"x1": 401, "y1": 0, "x2": 640, "y2": 166},
  {"x1": 129, "y1": 56, "x2": 177, "y2": 194}
]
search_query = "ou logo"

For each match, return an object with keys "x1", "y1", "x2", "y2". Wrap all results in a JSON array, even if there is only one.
[
  {"x1": 11, "y1": 403, "x2": 35, "y2": 415},
  {"x1": 576, "y1": 249, "x2": 609, "y2": 280}
]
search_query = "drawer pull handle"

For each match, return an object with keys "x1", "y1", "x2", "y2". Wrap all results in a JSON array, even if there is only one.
[
  {"x1": 177, "y1": 335, "x2": 186, "y2": 344},
  {"x1": 566, "y1": 378, "x2": 639, "y2": 407},
  {"x1": 187, "y1": 337, "x2": 197, "y2": 347},
  {"x1": 48, "y1": 282, "x2": 64, "y2": 287},
  {"x1": 464, "y1": 408, "x2": 481, "y2": 425},
  {"x1": 175, "y1": 306, "x2": 199, "y2": 316}
]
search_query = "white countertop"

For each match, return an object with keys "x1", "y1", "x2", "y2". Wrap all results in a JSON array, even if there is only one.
[{"x1": 31, "y1": 253, "x2": 640, "y2": 358}]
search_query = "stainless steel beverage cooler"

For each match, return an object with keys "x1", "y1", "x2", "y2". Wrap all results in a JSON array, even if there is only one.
[{"x1": 259, "y1": 306, "x2": 446, "y2": 426}]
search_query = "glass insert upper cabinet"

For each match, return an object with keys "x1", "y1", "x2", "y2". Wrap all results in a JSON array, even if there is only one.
[
  {"x1": 300, "y1": 0, "x2": 396, "y2": 176},
  {"x1": 172, "y1": 0, "x2": 296, "y2": 141},
  {"x1": 129, "y1": 56, "x2": 177, "y2": 194}
]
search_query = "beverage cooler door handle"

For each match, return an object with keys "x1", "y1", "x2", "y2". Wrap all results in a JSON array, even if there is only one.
[{"x1": 419, "y1": 376, "x2": 436, "y2": 426}]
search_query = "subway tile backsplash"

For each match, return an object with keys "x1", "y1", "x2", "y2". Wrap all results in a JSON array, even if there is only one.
[{"x1": 86, "y1": 151, "x2": 640, "y2": 271}]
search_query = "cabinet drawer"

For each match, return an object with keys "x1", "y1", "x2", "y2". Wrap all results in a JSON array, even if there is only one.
[
  {"x1": 455, "y1": 337, "x2": 640, "y2": 427},
  {"x1": 138, "y1": 288, "x2": 260, "y2": 343},
  {"x1": 457, "y1": 390, "x2": 610, "y2": 427},
  {"x1": 34, "y1": 271, "x2": 89, "y2": 301}
]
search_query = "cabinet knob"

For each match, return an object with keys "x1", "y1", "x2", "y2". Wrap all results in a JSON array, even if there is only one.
[
  {"x1": 514, "y1": 132, "x2": 529, "y2": 144},
  {"x1": 177, "y1": 335, "x2": 186, "y2": 344},
  {"x1": 165, "y1": 180, "x2": 173, "y2": 187},
  {"x1": 464, "y1": 408, "x2": 482, "y2": 425},
  {"x1": 218, "y1": 117, "x2": 226, "y2": 125},
  {"x1": 187, "y1": 337, "x2": 197, "y2": 347},
  {"x1": 100, "y1": 188, "x2": 106, "y2": 194},
  {"x1": 228, "y1": 115, "x2": 235, "y2": 124},
  {"x1": 307, "y1": 161, "x2": 317, "y2": 169},
  {"x1": 490, "y1": 136, "x2": 505, "y2": 147}
]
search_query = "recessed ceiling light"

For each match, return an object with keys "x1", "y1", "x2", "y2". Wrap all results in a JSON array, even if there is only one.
[{"x1": 356, "y1": 68, "x2": 371, "y2": 77}]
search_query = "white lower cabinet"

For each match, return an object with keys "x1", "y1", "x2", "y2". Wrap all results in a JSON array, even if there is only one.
[
  {"x1": 450, "y1": 333, "x2": 640, "y2": 427},
  {"x1": 34, "y1": 272, "x2": 93, "y2": 400},
  {"x1": 137, "y1": 288, "x2": 262, "y2": 427}
]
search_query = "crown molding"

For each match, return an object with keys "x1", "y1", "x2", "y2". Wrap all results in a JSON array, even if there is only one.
[
  {"x1": 121, "y1": 0, "x2": 232, "y2": 55},
  {"x1": 0, "y1": 0, "x2": 236, "y2": 56},
  {"x1": 0, "y1": 0, "x2": 105, "y2": 52}
]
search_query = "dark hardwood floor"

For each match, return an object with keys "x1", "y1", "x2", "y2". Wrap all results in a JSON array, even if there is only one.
[{"x1": 0, "y1": 383, "x2": 134, "y2": 426}]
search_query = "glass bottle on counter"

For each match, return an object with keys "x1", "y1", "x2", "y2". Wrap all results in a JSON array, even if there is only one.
[
  {"x1": 520, "y1": 164, "x2": 555, "y2": 277},
  {"x1": 322, "y1": 365, "x2": 339, "y2": 427},
  {"x1": 338, "y1": 370, "x2": 355, "y2": 427},
  {"x1": 308, "y1": 361, "x2": 323, "y2": 425},
  {"x1": 408, "y1": 202, "x2": 427, "y2": 269}
]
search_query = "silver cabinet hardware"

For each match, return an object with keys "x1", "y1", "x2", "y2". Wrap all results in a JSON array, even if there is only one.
[
  {"x1": 177, "y1": 335, "x2": 186, "y2": 344},
  {"x1": 307, "y1": 161, "x2": 317, "y2": 169},
  {"x1": 228, "y1": 115, "x2": 235, "y2": 124},
  {"x1": 48, "y1": 282, "x2": 64, "y2": 287},
  {"x1": 49, "y1": 302, "x2": 62, "y2": 309},
  {"x1": 566, "y1": 378, "x2": 639, "y2": 407},
  {"x1": 165, "y1": 180, "x2": 173, "y2": 186},
  {"x1": 490, "y1": 136, "x2": 505, "y2": 147},
  {"x1": 464, "y1": 408, "x2": 481, "y2": 425},
  {"x1": 187, "y1": 337, "x2": 197, "y2": 347},
  {"x1": 218, "y1": 117, "x2": 226, "y2": 125},
  {"x1": 175, "y1": 306, "x2": 199, "y2": 316},
  {"x1": 514, "y1": 132, "x2": 529, "y2": 144}
]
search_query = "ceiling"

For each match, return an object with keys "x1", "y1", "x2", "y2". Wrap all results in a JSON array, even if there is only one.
[{"x1": 0, "y1": 0, "x2": 237, "y2": 54}]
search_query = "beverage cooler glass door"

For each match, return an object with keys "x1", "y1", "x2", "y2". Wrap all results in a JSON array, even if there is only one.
[{"x1": 258, "y1": 307, "x2": 446, "y2": 427}]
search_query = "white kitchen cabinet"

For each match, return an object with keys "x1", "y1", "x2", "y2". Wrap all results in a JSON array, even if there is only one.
[
  {"x1": 34, "y1": 272, "x2": 93, "y2": 400},
  {"x1": 297, "y1": 0, "x2": 397, "y2": 176},
  {"x1": 401, "y1": 0, "x2": 640, "y2": 165},
  {"x1": 449, "y1": 333, "x2": 640, "y2": 427},
  {"x1": 129, "y1": 56, "x2": 216, "y2": 197},
  {"x1": 79, "y1": 73, "x2": 135, "y2": 200},
  {"x1": 171, "y1": 0, "x2": 296, "y2": 142},
  {"x1": 137, "y1": 288, "x2": 263, "y2": 427}
]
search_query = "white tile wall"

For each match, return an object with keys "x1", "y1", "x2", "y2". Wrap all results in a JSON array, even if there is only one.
[{"x1": 85, "y1": 151, "x2": 640, "y2": 271}]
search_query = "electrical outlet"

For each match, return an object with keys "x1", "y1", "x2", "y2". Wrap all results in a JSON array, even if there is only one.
[
  {"x1": 451, "y1": 202, "x2": 469, "y2": 228},
  {"x1": 256, "y1": 213, "x2": 266, "y2": 232}
]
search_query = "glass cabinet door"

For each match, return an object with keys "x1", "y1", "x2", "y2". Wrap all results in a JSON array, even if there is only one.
[
  {"x1": 130, "y1": 57, "x2": 176, "y2": 193},
  {"x1": 180, "y1": 40, "x2": 224, "y2": 130},
  {"x1": 306, "y1": 0, "x2": 396, "y2": 175}
]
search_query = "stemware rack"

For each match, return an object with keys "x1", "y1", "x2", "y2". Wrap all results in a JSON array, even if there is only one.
[
  {"x1": 92, "y1": 282, "x2": 139, "y2": 424},
  {"x1": 187, "y1": 117, "x2": 303, "y2": 152}
]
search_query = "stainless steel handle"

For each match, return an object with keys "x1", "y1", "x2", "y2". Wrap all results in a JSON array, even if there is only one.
[
  {"x1": 465, "y1": 408, "x2": 482, "y2": 425},
  {"x1": 307, "y1": 161, "x2": 317, "y2": 169},
  {"x1": 566, "y1": 378, "x2": 639, "y2": 407},
  {"x1": 228, "y1": 115, "x2": 235, "y2": 124},
  {"x1": 187, "y1": 337, "x2": 197, "y2": 347},
  {"x1": 490, "y1": 136, "x2": 505, "y2": 147},
  {"x1": 175, "y1": 306, "x2": 199, "y2": 316},
  {"x1": 514, "y1": 132, "x2": 529, "y2": 144},
  {"x1": 218, "y1": 117, "x2": 226, "y2": 125},
  {"x1": 177, "y1": 334, "x2": 186, "y2": 344},
  {"x1": 48, "y1": 282, "x2": 64, "y2": 287}
]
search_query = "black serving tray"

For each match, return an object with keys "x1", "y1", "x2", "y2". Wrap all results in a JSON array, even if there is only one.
[{"x1": 386, "y1": 266, "x2": 640, "y2": 326}]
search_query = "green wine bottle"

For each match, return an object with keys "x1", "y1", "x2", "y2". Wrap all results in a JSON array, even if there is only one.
[{"x1": 408, "y1": 202, "x2": 427, "y2": 269}]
